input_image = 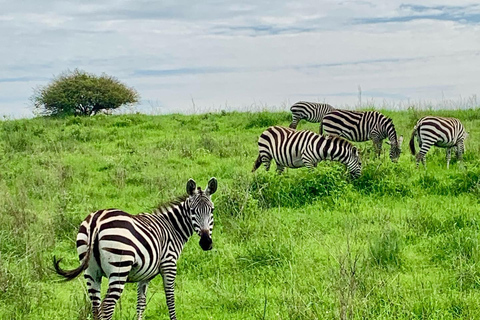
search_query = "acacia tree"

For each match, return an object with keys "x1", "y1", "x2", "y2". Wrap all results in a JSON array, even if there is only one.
[{"x1": 31, "y1": 69, "x2": 140, "y2": 116}]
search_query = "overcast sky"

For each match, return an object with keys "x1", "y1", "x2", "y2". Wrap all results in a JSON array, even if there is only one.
[{"x1": 1, "y1": 0, "x2": 479, "y2": 117}]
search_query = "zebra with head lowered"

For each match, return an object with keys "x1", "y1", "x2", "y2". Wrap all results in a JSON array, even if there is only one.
[
  {"x1": 409, "y1": 116, "x2": 467, "y2": 168},
  {"x1": 322, "y1": 110, "x2": 403, "y2": 162},
  {"x1": 252, "y1": 126, "x2": 362, "y2": 178},
  {"x1": 289, "y1": 101, "x2": 336, "y2": 133},
  {"x1": 53, "y1": 178, "x2": 218, "y2": 320}
]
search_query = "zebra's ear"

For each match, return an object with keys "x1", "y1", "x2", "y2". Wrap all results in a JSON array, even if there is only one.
[
  {"x1": 206, "y1": 177, "x2": 218, "y2": 195},
  {"x1": 186, "y1": 179, "x2": 197, "y2": 196}
]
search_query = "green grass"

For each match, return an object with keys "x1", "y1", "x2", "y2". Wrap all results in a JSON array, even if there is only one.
[{"x1": 0, "y1": 108, "x2": 480, "y2": 319}]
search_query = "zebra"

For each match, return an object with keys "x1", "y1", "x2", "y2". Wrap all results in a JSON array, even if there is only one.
[
  {"x1": 409, "y1": 116, "x2": 467, "y2": 168},
  {"x1": 289, "y1": 101, "x2": 336, "y2": 133},
  {"x1": 252, "y1": 126, "x2": 362, "y2": 178},
  {"x1": 53, "y1": 178, "x2": 218, "y2": 320},
  {"x1": 322, "y1": 110, "x2": 403, "y2": 162}
]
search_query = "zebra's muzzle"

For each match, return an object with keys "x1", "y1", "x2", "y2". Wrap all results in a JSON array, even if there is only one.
[{"x1": 199, "y1": 232, "x2": 212, "y2": 251}]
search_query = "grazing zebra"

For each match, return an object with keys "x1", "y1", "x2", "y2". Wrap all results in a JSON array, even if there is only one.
[
  {"x1": 252, "y1": 126, "x2": 362, "y2": 178},
  {"x1": 289, "y1": 101, "x2": 336, "y2": 133},
  {"x1": 409, "y1": 116, "x2": 467, "y2": 168},
  {"x1": 53, "y1": 178, "x2": 218, "y2": 320},
  {"x1": 322, "y1": 110, "x2": 403, "y2": 162}
]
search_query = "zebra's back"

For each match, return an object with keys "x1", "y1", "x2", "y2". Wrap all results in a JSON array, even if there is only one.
[
  {"x1": 322, "y1": 110, "x2": 368, "y2": 141},
  {"x1": 77, "y1": 209, "x2": 168, "y2": 282},
  {"x1": 290, "y1": 101, "x2": 335, "y2": 123},
  {"x1": 416, "y1": 116, "x2": 466, "y2": 147},
  {"x1": 258, "y1": 126, "x2": 315, "y2": 168}
]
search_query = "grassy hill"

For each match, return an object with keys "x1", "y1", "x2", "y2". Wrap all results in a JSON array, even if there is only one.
[{"x1": 1, "y1": 108, "x2": 480, "y2": 319}]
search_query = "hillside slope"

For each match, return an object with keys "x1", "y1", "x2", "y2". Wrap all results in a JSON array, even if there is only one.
[{"x1": 1, "y1": 109, "x2": 480, "y2": 319}]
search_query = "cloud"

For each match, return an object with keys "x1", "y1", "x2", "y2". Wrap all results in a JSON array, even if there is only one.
[
  {"x1": 0, "y1": 76, "x2": 49, "y2": 83},
  {"x1": 355, "y1": 3, "x2": 480, "y2": 24},
  {"x1": 0, "y1": 0, "x2": 479, "y2": 117},
  {"x1": 133, "y1": 66, "x2": 240, "y2": 77}
]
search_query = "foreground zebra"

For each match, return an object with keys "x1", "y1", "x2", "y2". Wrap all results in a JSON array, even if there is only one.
[
  {"x1": 252, "y1": 126, "x2": 362, "y2": 178},
  {"x1": 289, "y1": 101, "x2": 336, "y2": 133},
  {"x1": 53, "y1": 178, "x2": 218, "y2": 320},
  {"x1": 322, "y1": 110, "x2": 403, "y2": 162},
  {"x1": 409, "y1": 116, "x2": 467, "y2": 168}
]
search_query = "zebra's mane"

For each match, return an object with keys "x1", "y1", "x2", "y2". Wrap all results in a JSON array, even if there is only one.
[
  {"x1": 322, "y1": 134, "x2": 358, "y2": 152},
  {"x1": 384, "y1": 116, "x2": 397, "y2": 131},
  {"x1": 155, "y1": 194, "x2": 189, "y2": 212},
  {"x1": 326, "y1": 133, "x2": 352, "y2": 144}
]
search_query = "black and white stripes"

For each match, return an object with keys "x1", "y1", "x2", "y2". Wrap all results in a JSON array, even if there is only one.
[
  {"x1": 322, "y1": 110, "x2": 403, "y2": 162},
  {"x1": 289, "y1": 101, "x2": 336, "y2": 132},
  {"x1": 53, "y1": 178, "x2": 218, "y2": 320},
  {"x1": 409, "y1": 116, "x2": 467, "y2": 168},
  {"x1": 252, "y1": 126, "x2": 362, "y2": 178}
]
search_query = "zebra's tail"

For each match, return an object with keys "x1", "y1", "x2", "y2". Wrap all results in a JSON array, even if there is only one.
[
  {"x1": 53, "y1": 225, "x2": 96, "y2": 281},
  {"x1": 409, "y1": 126, "x2": 417, "y2": 156},
  {"x1": 53, "y1": 255, "x2": 89, "y2": 281},
  {"x1": 252, "y1": 154, "x2": 262, "y2": 172}
]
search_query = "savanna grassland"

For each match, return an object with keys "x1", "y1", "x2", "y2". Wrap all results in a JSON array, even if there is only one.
[{"x1": 1, "y1": 108, "x2": 480, "y2": 319}]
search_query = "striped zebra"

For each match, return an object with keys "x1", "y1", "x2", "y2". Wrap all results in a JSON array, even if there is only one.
[
  {"x1": 289, "y1": 101, "x2": 336, "y2": 133},
  {"x1": 322, "y1": 110, "x2": 403, "y2": 162},
  {"x1": 409, "y1": 116, "x2": 467, "y2": 168},
  {"x1": 252, "y1": 126, "x2": 362, "y2": 178},
  {"x1": 53, "y1": 178, "x2": 217, "y2": 320}
]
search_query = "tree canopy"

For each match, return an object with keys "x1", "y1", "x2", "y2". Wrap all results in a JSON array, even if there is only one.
[{"x1": 32, "y1": 69, "x2": 140, "y2": 116}]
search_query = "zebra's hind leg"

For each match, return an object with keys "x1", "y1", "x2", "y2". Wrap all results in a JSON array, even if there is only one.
[
  {"x1": 417, "y1": 140, "x2": 433, "y2": 169},
  {"x1": 136, "y1": 281, "x2": 149, "y2": 320},
  {"x1": 101, "y1": 273, "x2": 130, "y2": 320},
  {"x1": 415, "y1": 153, "x2": 426, "y2": 169},
  {"x1": 262, "y1": 156, "x2": 272, "y2": 172},
  {"x1": 456, "y1": 141, "x2": 465, "y2": 169},
  {"x1": 84, "y1": 273, "x2": 102, "y2": 320},
  {"x1": 252, "y1": 154, "x2": 272, "y2": 172}
]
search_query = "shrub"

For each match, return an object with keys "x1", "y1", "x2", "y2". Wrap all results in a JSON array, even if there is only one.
[
  {"x1": 353, "y1": 163, "x2": 412, "y2": 197},
  {"x1": 245, "y1": 111, "x2": 290, "y2": 129},
  {"x1": 31, "y1": 69, "x2": 139, "y2": 117},
  {"x1": 251, "y1": 166, "x2": 350, "y2": 208}
]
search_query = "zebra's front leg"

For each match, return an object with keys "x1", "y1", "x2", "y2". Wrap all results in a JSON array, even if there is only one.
[
  {"x1": 162, "y1": 262, "x2": 178, "y2": 320},
  {"x1": 446, "y1": 147, "x2": 452, "y2": 169},
  {"x1": 373, "y1": 138, "x2": 382, "y2": 158},
  {"x1": 276, "y1": 164, "x2": 285, "y2": 175},
  {"x1": 289, "y1": 118, "x2": 299, "y2": 129},
  {"x1": 136, "y1": 281, "x2": 149, "y2": 320},
  {"x1": 84, "y1": 273, "x2": 102, "y2": 320},
  {"x1": 301, "y1": 154, "x2": 317, "y2": 171}
]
